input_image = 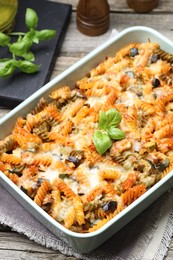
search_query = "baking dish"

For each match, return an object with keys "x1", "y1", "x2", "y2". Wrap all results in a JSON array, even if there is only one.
[{"x1": 1, "y1": 26, "x2": 173, "y2": 253}]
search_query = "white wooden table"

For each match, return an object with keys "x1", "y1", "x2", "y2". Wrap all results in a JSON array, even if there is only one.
[{"x1": 1, "y1": 0, "x2": 173, "y2": 259}]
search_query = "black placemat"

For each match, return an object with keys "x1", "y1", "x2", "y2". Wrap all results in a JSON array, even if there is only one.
[{"x1": 0, "y1": 0, "x2": 72, "y2": 108}]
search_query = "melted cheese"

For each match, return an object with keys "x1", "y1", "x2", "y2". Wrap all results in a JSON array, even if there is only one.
[{"x1": 2, "y1": 41, "x2": 173, "y2": 233}]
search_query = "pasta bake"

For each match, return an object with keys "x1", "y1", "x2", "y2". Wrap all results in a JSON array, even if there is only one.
[{"x1": 1, "y1": 41, "x2": 173, "y2": 233}]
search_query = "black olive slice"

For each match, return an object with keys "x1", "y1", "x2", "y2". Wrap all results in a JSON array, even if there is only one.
[
  {"x1": 156, "y1": 158, "x2": 170, "y2": 172},
  {"x1": 145, "y1": 159, "x2": 156, "y2": 170},
  {"x1": 68, "y1": 155, "x2": 80, "y2": 167},
  {"x1": 145, "y1": 158, "x2": 169, "y2": 173},
  {"x1": 21, "y1": 186, "x2": 28, "y2": 194},
  {"x1": 102, "y1": 201, "x2": 117, "y2": 213},
  {"x1": 130, "y1": 48, "x2": 139, "y2": 57},
  {"x1": 150, "y1": 54, "x2": 159, "y2": 63},
  {"x1": 8, "y1": 165, "x2": 25, "y2": 177},
  {"x1": 67, "y1": 150, "x2": 84, "y2": 167},
  {"x1": 152, "y1": 78, "x2": 160, "y2": 88}
]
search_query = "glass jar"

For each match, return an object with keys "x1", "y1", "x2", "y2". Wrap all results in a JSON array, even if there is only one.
[{"x1": 0, "y1": 0, "x2": 18, "y2": 33}]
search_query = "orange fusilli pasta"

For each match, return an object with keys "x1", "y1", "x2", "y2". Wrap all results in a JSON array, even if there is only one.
[{"x1": 1, "y1": 41, "x2": 173, "y2": 233}]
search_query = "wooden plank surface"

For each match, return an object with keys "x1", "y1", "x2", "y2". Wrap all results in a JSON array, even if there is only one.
[{"x1": 1, "y1": 0, "x2": 173, "y2": 259}]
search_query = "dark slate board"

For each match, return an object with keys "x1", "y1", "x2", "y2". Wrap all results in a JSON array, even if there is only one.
[{"x1": 0, "y1": 0, "x2": 72, "y2": 108}]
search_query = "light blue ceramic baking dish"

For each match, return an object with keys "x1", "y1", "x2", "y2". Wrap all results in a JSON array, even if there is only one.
[{"x1": 1, "y1": 26, "x2": 173, "y2": 253}]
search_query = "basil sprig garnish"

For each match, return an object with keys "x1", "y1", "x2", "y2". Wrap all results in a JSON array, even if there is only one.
[
  {"x1": 0, "y1": 8, "x2": 56, "y2": 78},
  {"x1": 93, "y1": 108, "x2": 125, "y2": 155}
]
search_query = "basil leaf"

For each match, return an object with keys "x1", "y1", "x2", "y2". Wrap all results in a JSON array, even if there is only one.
[
  {"x1": 92, "y1": 131, "x2": 112, "y2": 155},
  {"x1": 107, "y1": 126, "x2": 125, "y2": 140},
  {"x1": 9, "y1": 38, "x2": 33, "y2": 56},
  {"x1": 35, "y1": 30, "x2": 56, "y2": 41},
  {"x1": 98, "y1": 111, "x2": 107, "y2": 130},
  {"x1": 22, "y1": 51, "x2": 35, "y2": 61},
  {"x1": 25, "y1": 8, "x2": 38, "y2": 29},
  {"x1": 17, "y1": 35, "x2": 23, "y2": 42},
  {"x1": 32, "y1": 36, "x2": 39, "y2": 44},
  {"x1": 105, "y1": 108, "x2": 122, "y2": 128},
  {"x1": 0, "y1": 58, "x2": 11, "y2": 62},
  {"x1": 23, "y1": 29, "x2": 35, "y2": 42},
  {"x1": 0, "y1": 60, "x2": 14, "y2": 78},
  {"x1": 17, "y1": 60, "x2": 40, "y2": 74},
  {"x1": 0, "y1": 32, "x2": 10, "y2": 46}
]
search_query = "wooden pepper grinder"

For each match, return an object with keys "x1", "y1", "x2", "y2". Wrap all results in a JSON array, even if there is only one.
[
  {"x1": 76, "y1": 0, "x2": 110, "y2": 36},
  {"x1": 127, "y1": 0, "x2": 158, "y2": 13}
]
